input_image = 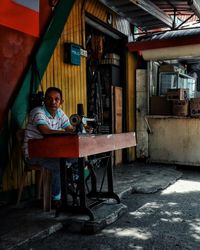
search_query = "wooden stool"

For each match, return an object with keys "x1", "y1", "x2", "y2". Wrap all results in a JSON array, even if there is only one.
[{"x1": 16, "y1": 129, "x2": 52, "y2": 211}]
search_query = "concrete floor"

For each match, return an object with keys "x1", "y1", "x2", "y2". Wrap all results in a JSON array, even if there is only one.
[{"x1": 0, "y1": 162, "x2": 185, "y2": 249}]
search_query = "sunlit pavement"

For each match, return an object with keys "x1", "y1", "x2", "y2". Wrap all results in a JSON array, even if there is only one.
[{"x1": 2, "y1": 163, "x2": 199, "y2": 250}]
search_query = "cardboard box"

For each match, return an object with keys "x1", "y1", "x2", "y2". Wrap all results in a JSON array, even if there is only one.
[
  {"x1": 190, "y1": 98, "x2": 200, "y2": 117},
  {"x1": 159, "y1": 64, "x2": 178, "y2": 72},
  {"x1": 105, "y1": 53, "x2": 120, "y2": 60},
  {"x1": 172, "y1": 100, "x2": 188, "y2": 116},
  {"x1": 150, "y1": 96, "x2": 172, "y2": 115},
  {"x1": 167, "y1": 88, "x2": 188, "y2": 101},
  {"x1": 100, "y1": 58, "x2": 120, "y2": 66}
]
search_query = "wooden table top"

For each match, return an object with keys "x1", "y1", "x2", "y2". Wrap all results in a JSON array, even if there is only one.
[{"x1": 28, "y1": 132, "x2": 136, "y2": 158}]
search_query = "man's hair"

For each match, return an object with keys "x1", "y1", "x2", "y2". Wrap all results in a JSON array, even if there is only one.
[{"x1": 45, "y1": 87, "x2": 63, "y2": 100}]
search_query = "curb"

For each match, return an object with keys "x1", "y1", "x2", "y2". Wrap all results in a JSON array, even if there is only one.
[{"x1": 8, "y1": 189, "x2": 130, "y2": 249}]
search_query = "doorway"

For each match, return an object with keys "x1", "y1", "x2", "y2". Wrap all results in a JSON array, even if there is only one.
[{"x1": 85, "y1": 22, "x2": 126, "y2": 164}]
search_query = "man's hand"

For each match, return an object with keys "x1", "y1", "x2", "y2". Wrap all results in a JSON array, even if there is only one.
[{"x1": 65, "y1": 125, "x2": 76, "y2": 133}]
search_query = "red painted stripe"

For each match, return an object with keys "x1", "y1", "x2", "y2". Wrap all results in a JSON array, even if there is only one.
[
  {"x1": 127, "y1": 35, "x2": 200, "y2": 52},
  {"x1": 0, "y1": 0, "x2": 39, "y2": 37}
]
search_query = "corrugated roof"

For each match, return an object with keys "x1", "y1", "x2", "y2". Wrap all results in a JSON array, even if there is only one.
[
  {"x1": 143, "y1": 26, "x2": 200, "y2": 41},
  {"x1": 99, "y1": 0, "x2": 200, "y2": 33}
]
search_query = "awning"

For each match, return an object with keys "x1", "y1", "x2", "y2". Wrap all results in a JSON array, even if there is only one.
[
  {"x1": 141, "y1": 44, "x2": 200, "y2": 61},
  {"x1": 127, "y1": 27, "x2": 200, "y2": 61}
]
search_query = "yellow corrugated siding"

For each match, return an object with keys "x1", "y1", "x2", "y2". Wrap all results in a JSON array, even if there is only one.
[
  {"x1": 41, "y1": 0, "x2": 87, "y2": 116},
  {"x1": 126, "y1": 51, "x2": 136, "y2": 161},
  {"x1": 85, "y1": 0, "x2": 132, "y2": 37},
  {"x1": 3, "y1": 0, "x2": 134, "y2": 193},
  {"x1": 2, "y1": 117, "x2": 35, "y2": 192},
  {"x1": 85, "y1": 0, "x2": 107, "y2": 23}
]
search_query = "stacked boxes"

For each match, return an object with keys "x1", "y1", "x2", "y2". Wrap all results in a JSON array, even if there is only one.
[
  {"x1": 166, "y1": 88, "x2": 188, "y2": 101},
  {"x1": 166, "y1": 88, "x2": 189, "y2": 116},
  {"x1": 100, "y1": 53, "x2": 120, "y2": 66},
  {"x1": 150, "y1": 96, "x2": 172, "y2": 115},
  {"x1": 159, "y1": 64, "x2": 185, "y2": 73},
  {"x1": 159, "y1": 64, "x2": 178, "y2": 72},
  {"x1": 172, "y1": 100, "x2": 188, "y2": 116},
  {"x1": 190, "y1": 98, "x2": 200, "y2": 117}
]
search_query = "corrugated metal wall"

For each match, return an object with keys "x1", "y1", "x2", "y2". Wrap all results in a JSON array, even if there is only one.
[
  {"x1": 2, "y1": 115, "x2": 33, "y2": 193},
  {"x1": 41, "y1": 0, "x2": 86, "y2": 116},
  {"x1": 2, "y1": 0, "x2": 135, "y2": 197},
  {"x1": 85, "y1": 0, "x2": 132, "y2": 37},
  {"x1": 41, "y1": 0, "x2": 132, "y2": 116}
]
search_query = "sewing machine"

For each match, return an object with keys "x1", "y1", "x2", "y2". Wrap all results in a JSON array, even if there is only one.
[{"x1": 70, "y1": 113, "x2": 98, "y2": 134}]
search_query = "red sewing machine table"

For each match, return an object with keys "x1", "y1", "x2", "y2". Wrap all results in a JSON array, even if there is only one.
[{"x1": 28, "y1": 132, "x2": 136, "y2": 220}]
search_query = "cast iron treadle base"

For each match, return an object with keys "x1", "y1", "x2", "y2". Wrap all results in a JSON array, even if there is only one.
[
  {"x1": 55, "y1": 205, "x2": 95, "y2": 220},
  {"x1": 87, "y1": 191, "x2": 120, "y2": 203}
]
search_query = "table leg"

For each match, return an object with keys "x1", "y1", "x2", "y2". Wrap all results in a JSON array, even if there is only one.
[
  {"x1": 107, "y1": 155, "x2": 120, "y2": 203},
  {"x1": 87, "y1": 153, "x2": 120, "y2": 203},
  {"x1": 60, "y1": 158, "x2": 67, "y2": 207},
  {"x1": 78, "y1": 157, "x2": 86, "y2": 208},
  {"x1": 57, "y1": 157, "x2": 95, "y2": 220},
  {"x1": 107, "y1": 153, "x2": 113, "y2": 193}
]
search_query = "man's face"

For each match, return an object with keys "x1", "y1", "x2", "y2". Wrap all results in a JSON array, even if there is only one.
[{"x1": 44, "y1": 90, "x2": 63, "y2": 115}]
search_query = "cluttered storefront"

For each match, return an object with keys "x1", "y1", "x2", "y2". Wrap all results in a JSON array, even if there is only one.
[
  {"x1": 99, "y1": 0, "x2": 200, "y2": 166},
  {"x1": 128, "y1": 28, "x2": 200, "y2": 166}
]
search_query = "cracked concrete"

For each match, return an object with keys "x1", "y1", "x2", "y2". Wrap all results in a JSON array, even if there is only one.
[{"x1": 0, "y1": 162, "x2": 182, "y2": 250}]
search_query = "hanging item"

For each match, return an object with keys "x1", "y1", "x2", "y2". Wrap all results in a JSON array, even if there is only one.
[
  {"x1": 87, "y1": 70, "x2": 103, "y2": 125},
  {"x1": 91, "y1": 35, "x2": 104, "y2": 62}
]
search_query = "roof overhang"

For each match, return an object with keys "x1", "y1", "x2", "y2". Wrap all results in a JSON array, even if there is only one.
[
  {"x1": 189, "y1": 0, "x2": 200, "y2": 19},
  {"x1": 98, "y1": 0, "x2": 200, "y2": 62},
  {"x1": 127, "y1": 27, "x2": 200, "y2": 61},
  {"x1": 128, "y1": 0, "x2": 173, "y2": 28},
  {"x1": 127, "y1": 34, "x2": 200, "y2": 52},
  {"x1": 141, "y1": 44, "x2": 200, "y2": 61},
  {"x1": 99, "y1": 0, "x2": 200, "y2": 34},
  {"x1": 99, "y1": 0, "x2": 174, "y2": 31}
]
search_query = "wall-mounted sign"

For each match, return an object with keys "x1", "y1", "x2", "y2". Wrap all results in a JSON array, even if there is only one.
[
  {"x1": 80, "y1": 48, "x2": 87, "y2": 57},
  {"x1": 64, "y1": 43, "x2": 81, "y2": 65}
]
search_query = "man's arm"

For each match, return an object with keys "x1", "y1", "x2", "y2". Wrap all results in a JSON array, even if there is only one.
[{"x1": 37, "y1": 124, "x2": 75, "y2": 135}]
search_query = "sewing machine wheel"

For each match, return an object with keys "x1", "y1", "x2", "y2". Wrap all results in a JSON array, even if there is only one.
[{"x1": 69, "y1": 114, "x2": 81, "y2": 126}]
